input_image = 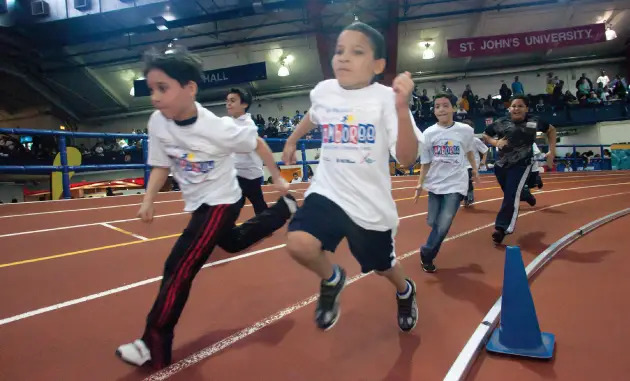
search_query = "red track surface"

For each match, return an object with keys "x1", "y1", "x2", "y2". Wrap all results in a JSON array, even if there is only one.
[
  {"x1": 469, "y1": 214, "x2": 630, "y2": 380},
  {"x1": 1, "y1": 171, "x2": 629, "y2": 381}
]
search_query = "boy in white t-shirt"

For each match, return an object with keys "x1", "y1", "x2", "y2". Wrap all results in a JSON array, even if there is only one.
[
  {"x1": 226, "y1": 88, "x2": 268, "y2": 215},
  {"x1": 462, "y1": 120, "x2": 489, "y2": 206},
  {"x1": 413, "y1": 94, "x2": 478, "y2": 273},
  {"x1": 281, "y1": 22, "x2": 424, "y2": 332},
  {"x1": 115, "y1": 48, "x2": 297, "y2": 370},
  {"x1": 524, "y1": 142, "x2": 544, "y2": 192}
]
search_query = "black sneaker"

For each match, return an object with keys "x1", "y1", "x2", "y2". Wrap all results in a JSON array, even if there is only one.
[
  {"x1": 420, "y1": 256, "x2": 436, "y2": 273},
  {"x1": 525, "y1": 194, "x2": 537, "y2": 207},
  {"x1": 315, "y1": 266, "x2": 346, "y2": 330},
  {"x1": 397, "y1": 279, "x2": 418, "y2": 332},
  {"x1": 492, "y1": 228, "x2": 506, "y2": 244}
]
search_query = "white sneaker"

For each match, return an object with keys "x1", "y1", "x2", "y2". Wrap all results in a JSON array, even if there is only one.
[{"x1": 116, "y1": 339, "x2": 151, "y2": 367}]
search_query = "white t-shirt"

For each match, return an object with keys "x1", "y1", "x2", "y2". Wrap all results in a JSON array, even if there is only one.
[
  {"x1": 421, "y1": 122, "x2": 475, "y2": 196},
  {"x1": 305, "y1": 79, "x2": 424, "y2": 232},
  {"x1": 232, "y1": 113, "x2": 264, "y2": 180},
  {"x1": 532, "y1": 143, "x2": 544, "y2": 172},
  {"x1": 466, "y1": 137, "x2": 489, "y2": 169},
  {"x1": 147, "y1": 102, "x2": 258, "y2": 212},
  {"x1": 597, "y1": 75, "x2": 610, "y2": 88}
]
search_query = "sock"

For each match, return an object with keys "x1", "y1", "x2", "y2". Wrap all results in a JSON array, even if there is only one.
[
  {"x1": 397, "y1": 280, "x2": 412, "y2": 299},
  {"x1": 324, "y1": 265, "x2": 340, "y2": 286}
]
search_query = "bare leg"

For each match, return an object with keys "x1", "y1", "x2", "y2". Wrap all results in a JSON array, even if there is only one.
[
  {"x1": 376, "y1": 262, "x2": 410, "y2": 293},
  {"x1": 286, "y1": 231, "x2": 335, "y2": 280}
]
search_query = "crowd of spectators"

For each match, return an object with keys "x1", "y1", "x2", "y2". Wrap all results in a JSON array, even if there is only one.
[{"x1": 411, "y1": 70, "x2": 630, "y2": 126}]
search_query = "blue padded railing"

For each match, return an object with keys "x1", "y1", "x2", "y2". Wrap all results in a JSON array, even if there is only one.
[
  {"x1": 0, "y1": 129, "x2": 321, "y2": 199},
  {"x1": 0, "y1": 128, "x2": 615, "y2": 199}
]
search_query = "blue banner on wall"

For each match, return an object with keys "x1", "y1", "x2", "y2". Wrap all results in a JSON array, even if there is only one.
[{"x1": 133, "y1": 62, "x2": 267, "y2": 97}]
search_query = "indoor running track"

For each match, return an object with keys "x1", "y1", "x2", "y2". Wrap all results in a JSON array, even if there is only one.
[{"x1": 1, "y1": 171, "x2": 630, "y2": 381}]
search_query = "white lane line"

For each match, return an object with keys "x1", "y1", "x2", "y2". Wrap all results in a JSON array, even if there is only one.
[
  {"x1": 2, "y1": 173, "x2": 626, "y2": 218},
  {"x1": 0, "y1": 212, "x2": 192, "y2": 239},
  {"x1": 1, "y1": 187, "x2": 627, "y2": 333},
  {"x1": 0, "y1": 199, "x2": 183, "y2": 219},
  {"x1": 443, "y1": 204, "x2": 630, "y2": 381},
  {"x1": 100, "y1": 223, "x2": 149, "y2": 241},
  {"x1": 2, "y1": 181, "x2": 630, "y2": 239},
  {"x1": 0, "y1": 172, "x2": 626, "y2": 210},
  {"x1": 0, "y1": 244, "x2": 286, "y2": 327},
  {"x1": 0, "y1": 190, "x2": 292, "y2": 219},
  {"x1": 144, "y1": 190, "x2": 630, "y2": 380}
]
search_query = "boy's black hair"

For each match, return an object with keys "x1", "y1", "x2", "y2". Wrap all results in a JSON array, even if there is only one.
[
  {"x1": 227, "y1": 87, "x2": 252, "y2": 112},
  {"x1": 343, "y1": 22, "x2": 386, "y2": 60},
  {"x1": 510, "y1": 94, "x2": 530, "y2": 107},
  {"x1": 434, "y1": 92, "x2": 455, "y2": 107},
  {"x1": 143, "y1": 46, "x2": 203, "y2": 87}
]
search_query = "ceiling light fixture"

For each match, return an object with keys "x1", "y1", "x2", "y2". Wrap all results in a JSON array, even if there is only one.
[
  {"x1": 277, "y1": 54, "x2": 293, "y2": 77},
  {"x1": 419, "y1": 40, "x2": 436, "y2": 60},
  {"x1": 152, "y1": 16, "x2": 168, "y2": 31},
  {"x1": 278, "y1": 65, "x2": 290, "y2": 77}
]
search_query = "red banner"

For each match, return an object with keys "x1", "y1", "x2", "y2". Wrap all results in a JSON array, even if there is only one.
[{"x1": 447, "y1": 24, "x2": 606, "y2": 58}]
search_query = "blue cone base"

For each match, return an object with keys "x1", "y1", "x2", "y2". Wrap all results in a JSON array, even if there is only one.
[{"x1": 487, "y1": 330, "x2": 555, "y2": 359}]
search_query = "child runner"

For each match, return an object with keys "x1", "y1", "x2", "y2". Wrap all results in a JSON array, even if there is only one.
[
  {"x1": 413, "y1": 94, "x2": 478, "y2": 273},
  {"x1": 483, "y1": 95, "x2": 556, "y2": 244},
  {"x1": 528, "y1": 142, "x2": 545, "y2": 189},
  {"x1": 115, "y1": 48, "x2": 297, "y2": 370},
  {"x1": 281, "y1": 22, "x2": 424, "y2": 332},
  {"x1": 462, "y1": 119, "x2": 489, "y2": 206},
  {"x1": 226, "y1": 87, "x2": 268, "y2": 215}
]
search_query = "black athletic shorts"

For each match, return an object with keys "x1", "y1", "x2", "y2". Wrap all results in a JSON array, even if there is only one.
[{"x1": 288, "y1": 193, "x2": 396, "y2": 273}]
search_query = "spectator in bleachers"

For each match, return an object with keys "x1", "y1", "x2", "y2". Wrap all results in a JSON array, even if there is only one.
[
  {"x1": 512, "y1": 76, "x2": 524, "y2": 95},
  {"x1": 596, "y1": 82, "x2": 609, "y2": 102},
  {"x1": 255, "y1": 114, "x2": 265, "y2": 127},
  {"x1": 500, "y1": 83, "x2": 512, "y2": 105},
  {"x1": 481, "y1": 98, "x2": 497, "y2": 116},
  {"x1": 577, "y1": 76, "x2": 592, "y2": 98},
  {"x1": 456, "y1": 103, "x2": 468, "y2": 119},
  {"x1": 596, "y1": 69, "x2": 610, "y2": 88},
  {"x1": 419, "y1": 89, "x2": 430, "y2": 105},
  {"x1": 564, "y1": 90, "x2": 579, "y2": 105},
  {"x1": 609, "y1": 75, "x2": 627, "y2": 92},
  {"x1": 552, "y1": 80, "x2": 565, "y2": 108},
  {"x1": 546, "y1": 73, "x2": 556, "y2": 94},
  {"x1": 535, "y1": 98, "x2": 546, "y2": 112},
  {"x1": 611, "y1": 78, "x2": 627, "y2": 100},
  {"x1": 293, "y1": 110, "x2": 303, "y2": 125},
  {"x1": 576, "y1": 73, "x2": 593, "y2": 92},
  {"x1": 462, "y1": 84, "x2": 474, "y2": 111},
  {"x1": 587, "y1": 91, "x2": 602, "y2": 105},
  {"x1": 290, "y1": 172, "x2": 301, "y2": 184}
]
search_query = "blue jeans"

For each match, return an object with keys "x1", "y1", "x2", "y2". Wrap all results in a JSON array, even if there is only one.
[{"x1": 421, "y1": 192, "x2": 463, "y2": 262}]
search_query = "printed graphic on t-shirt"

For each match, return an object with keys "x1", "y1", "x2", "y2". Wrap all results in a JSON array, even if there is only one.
[
  {"x1": 167, "y1": 150, "x2": 215, "y2": 184},
  {"x1": 174, "y1": 153, "x2": 214, "y2": 173},
  {"x1": 432, "y1": 139, "x2": 463, "y2": 164},
  {"x1": 321, "y1": 114, "x2": 376, "y2": 146}
]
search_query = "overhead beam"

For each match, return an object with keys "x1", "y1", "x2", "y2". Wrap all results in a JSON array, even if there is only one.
[
  {"x1": 383, "y1": 0, "x2": 400, "y2": 86},
  {"x1": 0, "y1": 61, "x2": 79, "y2": 121},
  {"x1": 62, "y1": 47, "x2": 130, "y2": 111},
  {"x1": 307, "y1": 0, "x2": 334, "y2": 80}
]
